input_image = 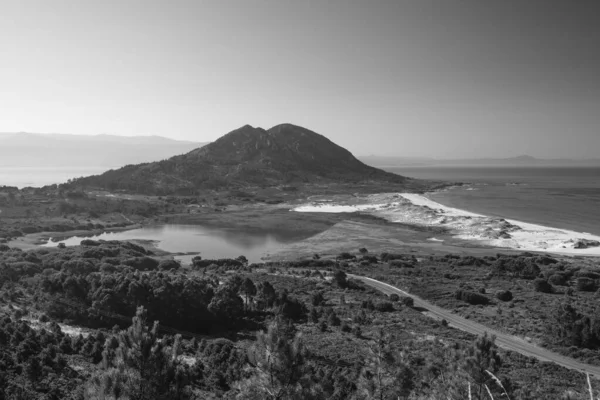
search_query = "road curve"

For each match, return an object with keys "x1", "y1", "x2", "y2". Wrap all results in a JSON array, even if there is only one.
[{"x1": 351, "y1": 275, "x2": 600, "y2": 378}]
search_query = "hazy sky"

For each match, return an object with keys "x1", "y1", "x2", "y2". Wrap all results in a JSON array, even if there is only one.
[{"x1": 1, "y1": 0, "x2": 599, "y2": 158}]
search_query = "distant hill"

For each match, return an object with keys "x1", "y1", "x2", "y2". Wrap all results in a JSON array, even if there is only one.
[
  {"x1": 69, "y1": 124, "x2": 408, "y2": 194},
  {"x1": 359, "y1": 154, "x2": 600, "y2": 167},
  {"x1": 0, "y1": 132, "x2": 204, "y2": 168}
]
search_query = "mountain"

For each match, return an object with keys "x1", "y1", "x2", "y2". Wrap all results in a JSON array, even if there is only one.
[
  {"x1": 359, "y1": 154, "x2": 600, "y2": 167},
  {"x1": 0, "y1": 132, "x2": 205, "y2": 168},
  {"x1": 70, "y1": 124, "x2": 408, "y2": 194}
]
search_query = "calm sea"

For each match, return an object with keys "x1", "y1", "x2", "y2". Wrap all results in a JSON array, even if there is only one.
[
  {"x1": 384, "y1": 166, "x2": 600, "y2": 236},
  {"x1": 0, "y1": 166, "x2": 110, "y2": 188}
]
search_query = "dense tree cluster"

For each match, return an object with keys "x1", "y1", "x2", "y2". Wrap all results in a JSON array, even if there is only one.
[{"x1": 0, "y1": 313, "x2": 100, "y2": 399}]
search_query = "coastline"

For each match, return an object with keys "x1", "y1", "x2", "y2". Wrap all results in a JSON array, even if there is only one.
[
  {"x1": 293, "y1": 192, "x2": 600, "y2": 257},
  {"x1": 8, "y1": 224, "x2": 143, "y2": 250}
]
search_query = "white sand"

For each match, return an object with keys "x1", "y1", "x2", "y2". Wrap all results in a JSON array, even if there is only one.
[{"x1": 292, "y1": 193, "x2": 600, "y2": 256}]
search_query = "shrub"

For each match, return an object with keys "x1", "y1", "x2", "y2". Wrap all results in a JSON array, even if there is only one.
[
  {"x1": 496, "y1": 290, "x2": 513, "y2": 302},
  {"x1": 319, "y1": 320, "x2": 328, "y2": 332},
  {"x1": 576, "y1": 277, "x2": 597, "y2": 292},
  {"x1": 361, "y1": 255, "x2": 378, "y2": 264},
  {"x1": 402, "y1": 296, "x2": 414, "y2": 307},
  {"x1": 548, "y1": 273, "x2": 568, "y2": 286},
  {"x1": 311, "y1": 291, "x2": 325, "y2": 307},
  {"x1": 533, "y1": 279, "x2": 553, "y2": 293},
  {"x1": 389, "y1": 294, "x2": 400, "y2": 302},
  {"x1": 341, "y1": 322, "x2": 351, "y2": 333},
  {"x1": 390, "y1": 260, "x2": 414, "y2": 268},
  {"x1": 375, "y1": 302, "x2": 394, "y2": 312},
  {"x1": 123, "y1": 256, "x2": 160, "y2": 271},
  {"x1": 158, "y1": 259, "x2": 181, "y2": 271},
  {"x1": 328, "y1": 313, "x2": 341, "y2": 326},
  {"x1": 361, "y1": 299, "x2": 375, "y2": 310},
  {"x1": 576, "y1": 270, "x2": 600, "y2": 280},
  {"x1": 455, "y1": 290, "x2": 489, "y2": 305},
  {"x1": 337, "y1": 252, "x2": 356, "y2": 261}
]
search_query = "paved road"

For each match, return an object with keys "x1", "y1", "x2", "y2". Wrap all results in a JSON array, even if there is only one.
[{"x1": 352, "y1": 275, "x2": 600, "y2": 378}]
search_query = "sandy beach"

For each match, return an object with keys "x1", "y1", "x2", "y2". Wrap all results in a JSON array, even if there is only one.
[{"x1": 293, "y1": 192, "x2": 600, "y2": 257}]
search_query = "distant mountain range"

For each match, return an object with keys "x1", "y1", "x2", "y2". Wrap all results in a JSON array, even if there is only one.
[
  {"x1": 0, "y1": 132, "x2": 205, "y2": 168},
  {"x1": 358, "y1": 154, "x2": 600, "y2": 167},
  {"x1": 68, "y1": 124, "x2": 408, "y2": 194}
]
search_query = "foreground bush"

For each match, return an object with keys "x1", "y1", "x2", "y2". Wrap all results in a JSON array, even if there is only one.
[
  {"x1": 533, "y1": 278, "x2": 553, "y2": 293},
  {"x1": 495, "y1": 290, "x2": 513, "y2": 302},
  {"x1": 455, "y1": 290, "x2": 489, "y2": 305}
]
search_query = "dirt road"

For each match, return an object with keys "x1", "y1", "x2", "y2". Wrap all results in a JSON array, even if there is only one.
[{"x1": 352, "y1": 275, "x2": 600, "y2": 378}]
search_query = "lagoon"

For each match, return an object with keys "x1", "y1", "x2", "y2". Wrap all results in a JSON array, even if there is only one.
[{"x1": 42, "y1": 224, "x2": 295, "y2": 263}]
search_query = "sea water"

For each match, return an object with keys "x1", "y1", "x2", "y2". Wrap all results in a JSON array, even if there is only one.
[{"x1": 385, "y1": 166, "x2": 600, "y2": 237}]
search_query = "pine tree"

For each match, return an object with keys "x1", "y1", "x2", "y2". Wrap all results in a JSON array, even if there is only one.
[
  {"x1": 356, "y1": 329, "x2": 414, "y2": 400},
  {"x1": 237, "y1": 320, "x2": 310, "y2": 399},
  {"x1": 462, "y1": 332, "x2": 502, "y2": 399},
  {"x1": 84, "y1": 306, "x2": 191, "y2": 400}
]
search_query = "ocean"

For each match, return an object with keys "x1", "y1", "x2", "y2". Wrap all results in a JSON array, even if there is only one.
[
  {"x1": 0, "y1": 166, "x2": 110, "y2": 188},
  {"x1": 383, "y1": 166, "x2": 600, "y2": 237}
]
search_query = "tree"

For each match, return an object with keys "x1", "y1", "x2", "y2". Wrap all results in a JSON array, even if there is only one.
[
  {"x1": 462, "y1": 333, "x2": 502, "y2": 400},
  {"x1": 357, "y1": 329, "x2": 414, "y2": 400},
  {"x1": 84, "y1": 306, "x2": 191, "y2": 400},
  {"x1": 208, "y1": 285, "x2": 244, "y2": 321},
  {"x1": 256, "y1": 281, "x2": 277, "y2": 309},
  {"x1": 240, "y1": 278, "x2": 257, "y2": 310},
  {"x1": 311, "y1": 291, "x2": 325, "y2": 307},
  {"x1": 239, "y1": 320, "x2": 310, "y2": 399},
  {"x1": 332, "y1": 270, "x2": 347, "y2": 288}
]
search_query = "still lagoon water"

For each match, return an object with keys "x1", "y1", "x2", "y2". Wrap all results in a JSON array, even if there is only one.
[{"x1": 43, "y1": 224, "x2": 294, "y2": 263}]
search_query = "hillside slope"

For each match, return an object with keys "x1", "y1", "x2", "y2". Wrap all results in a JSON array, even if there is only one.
[{"x1": 69, "y1": 124, "x2": 408, "y2": 194}]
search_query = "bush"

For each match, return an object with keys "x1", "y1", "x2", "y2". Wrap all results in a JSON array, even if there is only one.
[
  {"x1": 496, "y1": 290, "x2": 513, "y2": 302},
  {"x1": 533, "y1": 279, "x2": 553, "y2": 293},
  {"x1": 337, "y1": 252, "x2": 356, "y2": 261},
  {"x1": 158, "y1": 259, "x2": 181, "y2": 270},
  {"x1": 123, "y1": 256, "x2": 160, "y2": 271},
  {"x1": 319, "y1": 320, "x2": 328, "y2": 332},
  {"x1": 328, "y1": 313, "x2": 341, "y2": 326},
  {"x1": 455, "y1": 290, "x2": 489, "y2": 305},
  {"x1": 402, "y1": 296, "x2": 414, "y2": 307},
  {"x1": 548, "y1": 273, "x2": 568, "y2": 286},
  {"x1": 311, "y1": 291, "x2": 325, "y2": 307},
  {"x1": 576, "y1": 270, "x2": 600, "y2": 280},
  {"x1": 375, "y1": 302, "x2": 394, "y2": 312},
  {"x1": 341, "y1": 322, "x2": 351, "y2": 333},
  {"x1": 576, "y1": 277, "x2": 597, "y2": 292},
  {"x1": 390, "y1": 260, "x2": 414, "y2": 268},
  {"x1": 361, "y1": 255, "x2": 378, "y2": 264},
  {"x1": 389, "y1": 294, "x2": 400, "y2": 302}
]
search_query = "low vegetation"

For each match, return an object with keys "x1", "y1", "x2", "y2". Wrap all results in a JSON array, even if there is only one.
[{"x1": 1, "y1": 241, "x2": 600, "y2": 399}]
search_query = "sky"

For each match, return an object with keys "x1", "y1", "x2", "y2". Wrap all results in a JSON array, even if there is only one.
[{"x1": 1, "y1": 0, "x2": 599, "y2": 158}]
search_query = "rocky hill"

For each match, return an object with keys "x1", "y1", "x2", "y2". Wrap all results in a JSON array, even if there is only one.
[{"x1": 69, "y1": 124, "x2": 408, "y2": 194}]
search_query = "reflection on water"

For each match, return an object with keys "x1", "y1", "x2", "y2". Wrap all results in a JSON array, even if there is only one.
[{"x1": 42, "y1": 224, "x2": 295, "y2": 263}]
